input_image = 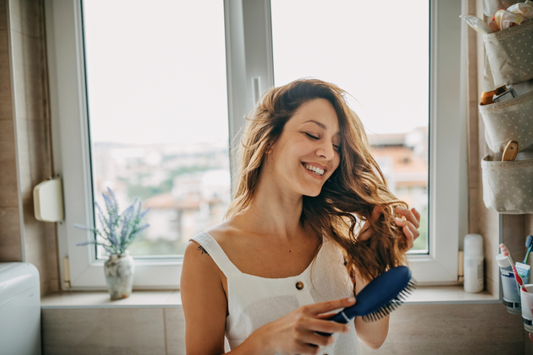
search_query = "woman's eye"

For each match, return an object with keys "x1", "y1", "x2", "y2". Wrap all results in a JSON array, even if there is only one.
[
  {"x1": 305, "y1": 133, "x2": 319, "y2": 140},
  {"x1": 333, "y1": 145, "x2": 340, "y2": 151}
]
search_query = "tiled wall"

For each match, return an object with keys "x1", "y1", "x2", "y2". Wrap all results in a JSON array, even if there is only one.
[
  {"x1": 0, "y1": 0, "x2": 59, "y2": 296},
  {"x1": 0, "y1": 0, "x2": 22, "y2": 264},
  {"x1": 42, "y1": 307, "x2": 186, "y2": 355},
  {"x1": 359, "y1": 303, "x2": 528, "y2": 355},
  {"x1": 42, "y1": 304, "x2": 527, "y2": 355}
]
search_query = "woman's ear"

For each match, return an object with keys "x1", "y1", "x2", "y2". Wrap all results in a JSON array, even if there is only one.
[{"x1": 265, "y1": 146, "x2": 273, "y2": 154}]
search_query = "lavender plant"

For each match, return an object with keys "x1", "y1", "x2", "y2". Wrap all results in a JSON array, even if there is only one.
[{"x1": 75, "y1": 187, "x2": 151, "y2": 255}]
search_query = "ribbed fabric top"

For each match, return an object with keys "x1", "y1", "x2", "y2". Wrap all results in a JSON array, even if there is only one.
[{"x1": 191, "y1": 232, "x2": 359, "y2": 354}]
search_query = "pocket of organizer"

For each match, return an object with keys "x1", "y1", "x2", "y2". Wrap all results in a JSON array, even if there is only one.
[
  {"x1": 481, "y1": 151, "x2": 533, "y2": 214},
  {"x1": 479, "y1": 89, "x2": 533, "y2": 153},
  {"x1": 483, "y1": 19, "x2": 533, "y2": 87}
]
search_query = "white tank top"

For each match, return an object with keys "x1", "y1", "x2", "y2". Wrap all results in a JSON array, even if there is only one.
[{"x1": 191, "y1": 232, "x2": 360, "y2": 354}]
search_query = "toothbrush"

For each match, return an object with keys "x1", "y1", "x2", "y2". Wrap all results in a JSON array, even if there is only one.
[
  {"x1": 500, "y1": 243, "x2": 528, "y2": 292},
  {"x1": 523, "y1": 235, "x2": 533, "y2": 264}
]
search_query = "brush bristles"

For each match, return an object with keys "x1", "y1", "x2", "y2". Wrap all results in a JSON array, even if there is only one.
[{"x1": 362, "y1": 279, "x2": 417, "y2": 323}]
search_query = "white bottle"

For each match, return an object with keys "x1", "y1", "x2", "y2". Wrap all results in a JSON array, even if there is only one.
[{"x1": 464, "y1": 234, "x2": 484, "y2": 293}]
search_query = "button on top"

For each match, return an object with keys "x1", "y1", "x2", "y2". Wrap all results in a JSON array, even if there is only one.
[{"x1": 295, "y1": 281, "x2": 304, "y2": 290}]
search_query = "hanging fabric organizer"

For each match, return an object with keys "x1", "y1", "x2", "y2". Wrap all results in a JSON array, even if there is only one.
[
  {"x1": 483, "y1": 19, "x2": 533, "y2": 88},
  {"x1": 480, "y1": 18, "x2": 533, "y2": 214},
  {"x1": 479, "y1": 89, "x2": 533, "y2": 153},
  {"x1": 482, "y1": 151, "x2": 533, "y2": 214}
]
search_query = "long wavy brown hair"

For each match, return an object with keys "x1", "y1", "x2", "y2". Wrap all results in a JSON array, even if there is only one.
[{"x1": 225, "y1": 78, "x2": 408, "y2": 284}]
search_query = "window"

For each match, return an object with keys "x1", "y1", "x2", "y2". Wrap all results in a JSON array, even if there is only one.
[{"x1": 45, "y1": 0, "x2": 465, "y2": 288}]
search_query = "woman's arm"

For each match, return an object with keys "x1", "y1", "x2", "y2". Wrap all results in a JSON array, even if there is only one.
[
  {"x1": 353, "y1": 272, "x2": 389, "y2": 349},
  {"x1": 182, "y1": 241, "x2": 354, "y2": 354},
  {"x1": 181, "y1": 241, "x2": 228, "y2": 354},
  {"x1": 354, "y1": 206, "x2": 420, "y2": 349}
]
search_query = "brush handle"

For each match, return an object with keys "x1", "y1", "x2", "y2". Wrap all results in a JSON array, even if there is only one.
[
  {"x1": 315, "y1": 311, "x2": 351, "y2": 337},
  {"x1": 524, "y1": 244, "x2": 533, "y2": 264},
  {"x1": 512, "y1": 264, "x2": 528, "y2": 292}
]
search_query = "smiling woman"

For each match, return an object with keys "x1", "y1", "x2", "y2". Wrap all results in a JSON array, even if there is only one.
[{"x1": 181, "y1": 79, "x2": 421, "y2": 354}]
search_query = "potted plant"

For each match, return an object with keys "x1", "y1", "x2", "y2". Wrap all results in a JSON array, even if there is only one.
[{"x1": 75, "y1": 187, "x2": 150, "y2": 300}]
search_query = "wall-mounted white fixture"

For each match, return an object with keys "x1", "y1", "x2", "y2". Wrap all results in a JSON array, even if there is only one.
[{"x1": 33, "y1": 177, "x2": 64, "y2": 222}]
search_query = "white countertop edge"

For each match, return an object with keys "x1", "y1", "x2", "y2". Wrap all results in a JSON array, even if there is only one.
[{"x1": 41, "y1": 286, "x2": 500, "y2": 310}]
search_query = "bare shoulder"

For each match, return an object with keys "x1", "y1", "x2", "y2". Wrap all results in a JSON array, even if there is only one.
[
  {"x1": 183, "y1": 219, "x2": 240, "y2": 277},
  {"x1": 205, "y1": 218, "x2": 239, "y2": 241}
]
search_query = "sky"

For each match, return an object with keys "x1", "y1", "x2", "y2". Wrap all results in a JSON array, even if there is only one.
[{"x1": 83, "y1": 0, "x2": 429, "y2": 146}]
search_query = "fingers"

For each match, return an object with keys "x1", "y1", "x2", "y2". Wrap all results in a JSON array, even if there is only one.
[
  {"x1": 305, "y1": 297, "x2": 355, "y2": 316},
  {"x1": 371, "y1": 205, "x2": 384, "y2": 221},
  {"x1": 396, "y1": 206, "x2": 420, "y2": 229},
  {"x1": 299, "y1": 331, "x2": 337, "y2": 348},
  {"x1": 305, "y1": 317, "x2": 350, "y2": 335},
  {"x1": 411, "y1": 207, "x2": 421, "y2": 223},
  {"x1": 394, "y1": 218, "x2": 420, "y2": 249}
]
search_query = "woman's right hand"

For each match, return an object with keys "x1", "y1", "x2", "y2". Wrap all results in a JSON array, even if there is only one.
[{"x1": 254, "y1": 297, "x2": 355, "y2": 355}]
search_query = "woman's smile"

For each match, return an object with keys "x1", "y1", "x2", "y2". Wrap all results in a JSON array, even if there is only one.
[{"x1": 302, "y1": 162, "x2": 326, "y2": 180}]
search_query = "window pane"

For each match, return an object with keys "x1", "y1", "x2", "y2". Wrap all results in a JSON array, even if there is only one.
[
  {"x1": 82, "y1": 0, "x2": 230, "y2": 258},
  {"x1": 271, "y1": 0, "x2": 429, "y2": 252}
]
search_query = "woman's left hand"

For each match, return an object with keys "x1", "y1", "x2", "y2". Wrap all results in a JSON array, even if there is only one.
[
  {"x1": 359, "y1": 206, "x2": 421, "y2": 251},
  {"x1": 394, "y1": 206, "x2": 421, "y2": 251}
]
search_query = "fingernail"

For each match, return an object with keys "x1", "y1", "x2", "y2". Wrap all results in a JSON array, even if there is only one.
[
  {"x1": 395, "y1": 217, "x2": 403, "y2": 223},
  {"x1": 397, "y1": 206, "x2": 405, "y2": 211},
  {"x1": 348, "y1": 297, "x2": 356, "y2": 303}
]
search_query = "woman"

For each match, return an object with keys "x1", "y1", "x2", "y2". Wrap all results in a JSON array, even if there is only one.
[{"x1": 181, "y1": 79, "x2": 420, "y2": 354}]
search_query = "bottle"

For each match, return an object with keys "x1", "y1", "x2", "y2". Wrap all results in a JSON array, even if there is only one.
[
  {"x1": 496, "y1": 253, "x2": 521, "y2": 314},
  {"x1": 464, "y1": 234, "x2": 484, "y2": 293}
]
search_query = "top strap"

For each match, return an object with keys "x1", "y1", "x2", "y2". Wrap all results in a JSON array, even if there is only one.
[{"x1": 191, "y1": 232, "x2": 241, "y2": 278}]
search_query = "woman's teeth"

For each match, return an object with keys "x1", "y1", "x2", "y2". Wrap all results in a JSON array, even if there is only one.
[{"x1": 304, "y1": 164, "x2": 325, "y2": 176}]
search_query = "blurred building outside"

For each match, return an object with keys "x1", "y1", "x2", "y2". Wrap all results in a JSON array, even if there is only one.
[{"x1": 91, "y1": 126, "x2": 428, "y2": 257}]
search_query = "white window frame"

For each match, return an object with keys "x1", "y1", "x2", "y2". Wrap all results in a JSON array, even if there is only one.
[{"x1": 46, "y1": 0, "x2": 464, "y2": 290}]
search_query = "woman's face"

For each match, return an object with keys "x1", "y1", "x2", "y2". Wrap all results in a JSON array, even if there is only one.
[{"x1": 267, "y1": 98, "x2": 341, "y2": 197}]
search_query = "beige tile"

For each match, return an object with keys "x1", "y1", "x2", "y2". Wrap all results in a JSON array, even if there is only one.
[
  {"x1": 42, "y1": 308, "x2": 166, "y2": 355},
  {"x1": 11, "y1": 30, "x2": 45, "y2": 121},
  {"x1": 0, "y1": 30, "x2": 13, "y2": 120},
  {"x1": 359, "y1": 304, "x2": 524, "y2": 355},
  {"x1": 9, "y1": 0, "x2": 42, "y2": 38},
  {"x1": 0, "y1": 158, "x2": 18, "y2": 207},
  {"x1": 0, "y1": 206, "x2": 22, "y2": 261},
  {"x1": 0, "y1": 0, "x2": 7, "y2": 31},
  {"x1": 526, "y1": 215, "x2": 533, "y2": 237},
  {"x1": 165, "y1": 307, "x2": 186, "y2": 355},
  {"x1": 502, "y1": 214, "x2": 526, "y2": 263},
  {"x1": 48, "y1": 278, "x2": 59, "y2": 293}
]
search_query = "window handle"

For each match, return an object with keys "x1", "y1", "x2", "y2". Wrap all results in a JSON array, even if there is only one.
[{"x1": 252, "y1": 76, "x2": 261, "y2": 104}]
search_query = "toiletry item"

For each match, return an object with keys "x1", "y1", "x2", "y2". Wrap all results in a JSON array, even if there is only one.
[
  {"x1": 497, "y1": 254, "x2": 521, "y2": 314},
  {"x1": 493, "y1": 9, "x2": 526, "y2": 30},
  {"x1": 480, "y1": 85, "x2": 506, "y2": 105},
  {"x1": 318, "y1": 266, "x2": 415, "y2": 336},
  {"x1": 516, "y1": 262, "x2": 531, "y2": 287},
  {"x1": 493, "y1": 87, "x2": 517, "y2": 103},
  {"x1": 507, "y1": 2, "x2": 533, "y2": 20},
  {"x1": 500, "y1": 243, "x2": 528, "y2": 292},
  {"x1": 502, "y1": 140, "x2": 519, "y2": 162},
  {"x1": 520, "y1": 284, "x2": 533, "y2": 332},
  {"x1": 460, "y1": 15, "x2": 495, "y2": 34},
  {"x1": 464, "y1": 234, "x2": 484, "y2": 293},
  {"x1": 524, "y1": 235, "x2": 533, "y2": 264}
]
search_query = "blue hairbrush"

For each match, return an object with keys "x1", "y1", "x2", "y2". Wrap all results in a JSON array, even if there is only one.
[{"x1": 317, "y1": 266, "x2": 416, "y2": 336}]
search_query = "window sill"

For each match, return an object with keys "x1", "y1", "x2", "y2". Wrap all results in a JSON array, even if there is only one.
[
  {"x1": 41, "y1": 290, "x2": 182, "y2": 309},
  {"x1": 41, "y1": 286, "x2": 499, "y2": 309}
]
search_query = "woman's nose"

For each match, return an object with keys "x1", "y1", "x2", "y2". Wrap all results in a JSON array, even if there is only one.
[{"x1": 316, "y1": 141, "x2": 335, "y2": 160}]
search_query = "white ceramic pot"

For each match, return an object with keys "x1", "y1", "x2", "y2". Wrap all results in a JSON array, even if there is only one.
[{"x1": 104, "y1": 251, "x2": 134, "y2": 300}]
